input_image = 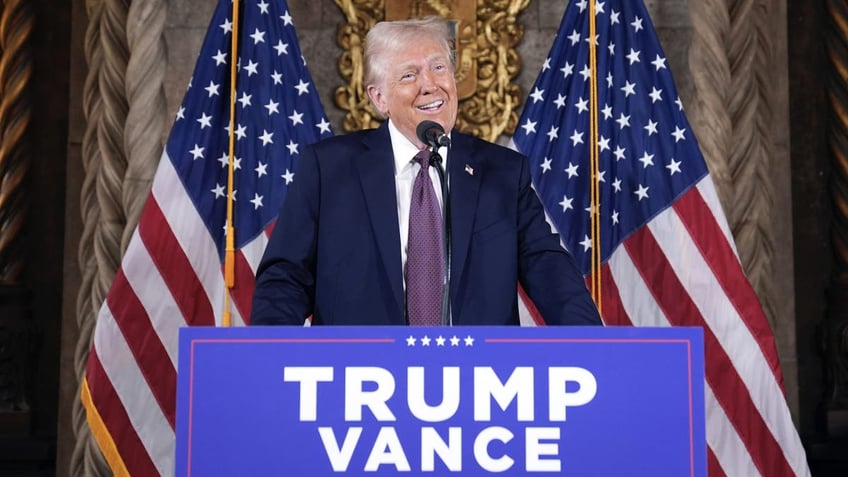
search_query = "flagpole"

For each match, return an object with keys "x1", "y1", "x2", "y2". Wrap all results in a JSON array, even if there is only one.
[
  {"x1": 588, "y1": 0, "x2": 602, "y2": 314},
  {"x1": 223, "y1": 0, "x2": 241, "y2": 327}
]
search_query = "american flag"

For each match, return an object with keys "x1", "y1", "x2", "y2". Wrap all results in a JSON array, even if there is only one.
[
  {"x1": 512, "y1": 1, "x2": 810, "y2": 476},
  {"x1": 80, "y1": 0, "x2": 331, "y2": 474}
]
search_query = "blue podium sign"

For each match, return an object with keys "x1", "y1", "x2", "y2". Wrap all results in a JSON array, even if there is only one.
[{"x1": 175, "y1": 326, "x2": 705, "y2": 476}]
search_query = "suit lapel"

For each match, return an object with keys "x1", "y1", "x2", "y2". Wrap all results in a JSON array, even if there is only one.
[
  {"x1": 447, "y1": 132, "x2": 480, "y2": 301},
  {"x1": 355, "y1": 124, "x2": 405, "y2": 317}
]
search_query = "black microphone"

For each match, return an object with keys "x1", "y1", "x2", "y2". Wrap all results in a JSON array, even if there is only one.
[{"x1": 416, "y1": 120, "x2": 451, "y2": 149}]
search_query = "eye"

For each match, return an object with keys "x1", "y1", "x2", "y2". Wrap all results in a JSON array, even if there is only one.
[{"x1": 400, "y1": 71, "x2": 415, "y2": 81}]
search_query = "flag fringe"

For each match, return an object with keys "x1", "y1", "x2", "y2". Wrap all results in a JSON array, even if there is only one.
[{"x1": 81, "y1": 375, "x2": 131, "y2": 477}]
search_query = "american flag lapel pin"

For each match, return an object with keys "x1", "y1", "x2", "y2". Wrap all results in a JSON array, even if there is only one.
[{"x1": 465, "y1": 164, "x2": 474, "y2": 176}]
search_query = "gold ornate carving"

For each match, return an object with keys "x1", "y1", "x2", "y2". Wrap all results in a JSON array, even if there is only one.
[{"x1": 333, "y1": 0, "x2": 529, "y2": 141}]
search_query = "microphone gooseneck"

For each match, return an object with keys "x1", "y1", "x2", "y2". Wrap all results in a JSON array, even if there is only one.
[{"x1": 416, "y1": 120, "x2": 451, "y2": 149}]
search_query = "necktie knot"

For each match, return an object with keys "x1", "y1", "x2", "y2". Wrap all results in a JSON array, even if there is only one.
[{"x1": 414, "y1": 150, "x2": 431, "y2": 169}]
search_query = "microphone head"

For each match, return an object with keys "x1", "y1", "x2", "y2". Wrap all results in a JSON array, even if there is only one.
[{"x1": 416, "y1": 120, "x2": 447, "y2": 148}]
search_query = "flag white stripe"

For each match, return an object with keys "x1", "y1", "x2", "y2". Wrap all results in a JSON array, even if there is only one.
[{"x1": 704, "y1": 383, "x2": 762, "y2": 476}]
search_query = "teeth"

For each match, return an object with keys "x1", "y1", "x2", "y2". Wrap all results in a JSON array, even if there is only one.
[{"x1": 418, "y1": 100, "x2": 444, "y2": 110}]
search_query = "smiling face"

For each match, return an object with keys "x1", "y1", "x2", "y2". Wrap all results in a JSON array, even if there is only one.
[{"x1": 366, "y1": 36, "x2": 458, "y2": 148}]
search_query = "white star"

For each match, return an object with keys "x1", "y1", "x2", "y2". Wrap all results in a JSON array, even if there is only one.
[
  {"x1": 579, "y1": 64, "x2": 593, "y2": 81},
  {"x1": 530, "y1": 87, "x2": 544, "y2": 103},
  {"x1": 244, "y1": 60, "x2": 259, "y2": 76},
  {"x1": 217, "y1": 152, "x2": 229, "y2": 168},
  {"x1": 611, "y1": 10, "x2": 620, "y2": 24},
  {"x1": 672, "y1": 126, "x2": 686, "y2": 142},
  {"x1": 577, "y1": 0, "x2": 588, "y2": 11},
  {"x1": 613, "y1": 145, "x2": 626, "y2": 161},
  {"x1": 238, "y1": 92, "x2": 252, "y2": 108},
  {"x1": 316, "y1": 118, "x2": 332, "y2": 134},
  {"x1": 568, "y1": 29, "x2": 581, "y2": 45},
  {"x1": 280, "y1": 10, "x2": 293, "y2": 26},
  {"x1": 565, "y1": 162, "x2": 579, "y2": 178},
  {"x1": 271, "y1": 70, "x2": 283, "y2": 85},
  {"x1": 204, "y1": 81, "x2": 220, "y2": 97},
  {"x1": 559, "y1": 195, "x2": 573, "y2": 212},
  {"x1": 282, "y1": 168, "x2": 295, "y2": 184},
  {"x1": 450, "y1": 336, "x2": 460, "y2": 346},
  {"x1": 540, "y1": 157, "x2": 552, "y2": 173},
  {"x1": 250, "y1": 193, "x2": 264, "y2": 210},
  {"x1": 644, "y1": 119, "x2": 658, "y2": 136},
  {"x1": 546, "y1": 125, "x2": 559, "y2": 142},
  {"x1": 596, "y1": 170, "x2": 606, "y2": 182},
  {"x1": 232, "y1": 156, "x2": 242, "y2": 170},
  {"x1": 176, "y1": 106, "x2": 185, "y2": 120},
  {"x1": 595, "y1": 1, "x2": 606, "y2": 14},
  {"x1": 190, "y1": 144, "x2": 204, "y2": 160},
  {"x1": 560, "y1": 62, "x2": 574, "y2": 78},
  {"x1": 286, "y1": 140, "x2": 299, "y2": 155},
  {"x1": 220, "y1": 19, "x2": 233, "y2": 34},
  {"x1": 197, "y1": 112, "x2": 213, "y2": 129},
  {"x1": 259, "y1": 129, "x2": 273, "y2": 146},
  {"x1": 234, "y1": 124, "x2": 247, "y2": 140},
  {"x1": 436, "y1": 336, "x2": 446, "y2": 346},
  {"x1": 295, "y1": 79, "x2": 310, "y2": 95},
  {"x1": 265, "y1": 98, "x2": 279, "y2": 115},
  {"x1": 542, "y1": 57, "x2": 551, "y2": 71},
  {"x1": 257, "y1": 0, "x2": 270, "y2": 14},
  {"x1": 575, "y1": 97, "x2": 589, "y2": 113},
  {"x1": 211, "y1": 183, "x2": 225, "y2": 198},
  {"x1": 634, "y1": 184, "x2": 650, "y2": 201},
  {"x1": 274, "y1": 40, "x2": 289, "y2": 56},
  {"x1": 289, "y1": 109, "x2": 304, "y2": 125},
  {"x1": 626, "y1": 48, "x2": 641, "y2": 65},
  {"x1": 638, "y1": 151, "x2": 655, "y2": 168},
  {"x1": 652, "y1": 54, "x2": 667, "y2": 71},
  {"x1": 649, "y1": 87, "x2": 663, "y2": 103},
  {"x1": 616, "y1": 113, "x2": 630, "y2": 129},
  {"x1": 406, "y1": 335, "x2": 416, "y2": 346},
  {"x1": 632, "y1": 16, "x2": 644, "y2": 32},
  {"x1": 621, "y1": 81, "x2": 636, "y2": 97},
  {"x1": 570, "y1": 129, "x2": 584, "y2": 146},
  {"x1": 667, "y1": 158, "x2": 682, "y2": 175},
  {"x1": 580, "y1": 235, "x2": 592, "y2": 251},
  {"x1": 256, "y1": 162, "x2": 268, "y2": 177},
  {"x1": 421, "y1": 336, "x2": 432, "y2": 346},
  {"x1": 212, "y1": 50, "x2": 227, "y2": 66},
  {"x1": 521, "y1": 118, "x2": 537, "y2": 135},
  {"x1": 602, "y1": 104, "x2": 613, "y2": 119},
  {"x1": 612, "y1": 177, "x2": 622, "y2": 192},
  {"x1": 464, "y1": 336, "x2": 474, "y2": 346},
  {"x1": 675, "y1": 96, "x2": 684, "y2": 111},
  {"x1": 612, "y1": 210, "x2": 619, "y2": 225},
  {"x1": 250, "y1": 28, "x2": 266, "y2": 44},
  {"x1": 608, "y1": 42, "x2": 616, "y2": 56},
  {"x1": 598, "y1": 135, "x2": 610, "y2": 152},
  {"x1": 554, "y1": 93, "x2": 567, "y2": 109}
]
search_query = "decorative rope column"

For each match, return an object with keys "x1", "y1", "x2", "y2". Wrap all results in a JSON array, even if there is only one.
[
  {"x1": 0, "y1": 0, "x2": 32, "y2": 285},
  {"x1": 825, "y1": 0, "x2": 848, "y2": 423},
  {"x1": 71, "y1": 0, "x2": 131, "y2": 474},
  {"x1": 0, "y1": 0, "x2": 34, "y2": 440},
  {"x1": 689, "y1": 0, "x2": 779, "y2": 327}
]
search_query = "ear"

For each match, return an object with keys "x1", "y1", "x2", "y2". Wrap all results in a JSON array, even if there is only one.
[{"x1": 367, "y1": 85, "x2": 388, "y2": 116}]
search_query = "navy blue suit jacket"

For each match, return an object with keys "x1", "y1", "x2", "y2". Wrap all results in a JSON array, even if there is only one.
[{"x1": 251, "y1": 123, "x2": 601, "y2": 326}]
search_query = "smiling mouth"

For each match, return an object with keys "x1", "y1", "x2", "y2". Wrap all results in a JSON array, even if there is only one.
[{"x1": 417, "y1": 100, "x2": 444, "y2": 111}]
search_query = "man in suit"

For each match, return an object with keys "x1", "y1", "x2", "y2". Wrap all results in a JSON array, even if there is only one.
[{"x1": 251, "y1": 16, "x2": 601, "y2": 327}]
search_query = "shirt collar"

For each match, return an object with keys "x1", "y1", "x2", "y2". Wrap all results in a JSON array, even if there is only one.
[{"x1": 388, "y1": 119, "x2": 450, "y2": 173}]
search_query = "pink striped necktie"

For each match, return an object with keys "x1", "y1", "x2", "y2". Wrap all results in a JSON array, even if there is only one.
[{"x1": 406, "y1": 150, "x2": 444, "y2": 326}]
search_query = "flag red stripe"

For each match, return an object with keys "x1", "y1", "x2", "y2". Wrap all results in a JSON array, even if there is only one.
[
  {"x1": 105, "y1": 269, "x2": 177, "y2": 429},
  {"x1": 86, "y1": 350, "x2": 159, "y2": 477},
  {"x1": 707, "y1": 448, "x2": 728, "y2": 477},
  {"x1": 139, "y1": 198, "x2": 215, "y2": 327},
  {"x1": 229, "y1": 249, "x2": 256, "y2": 324},
  {"x1": 674, "y1": 187, "x2": 784, "y2": 384},
  {"x1": 517, "y1": 284, "x2": 545, "y2": 325},
  {"x1": 624, "y1": 226, "x2": 795, "y2": 477},
  {"x1": 598, "y1": 264, "x2": 632, "y2": 326}
]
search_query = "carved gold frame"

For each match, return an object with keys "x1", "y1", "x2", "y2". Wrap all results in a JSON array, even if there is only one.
[{"x1": 333, "y1": 0, "x2": 530, "y2": 141}]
